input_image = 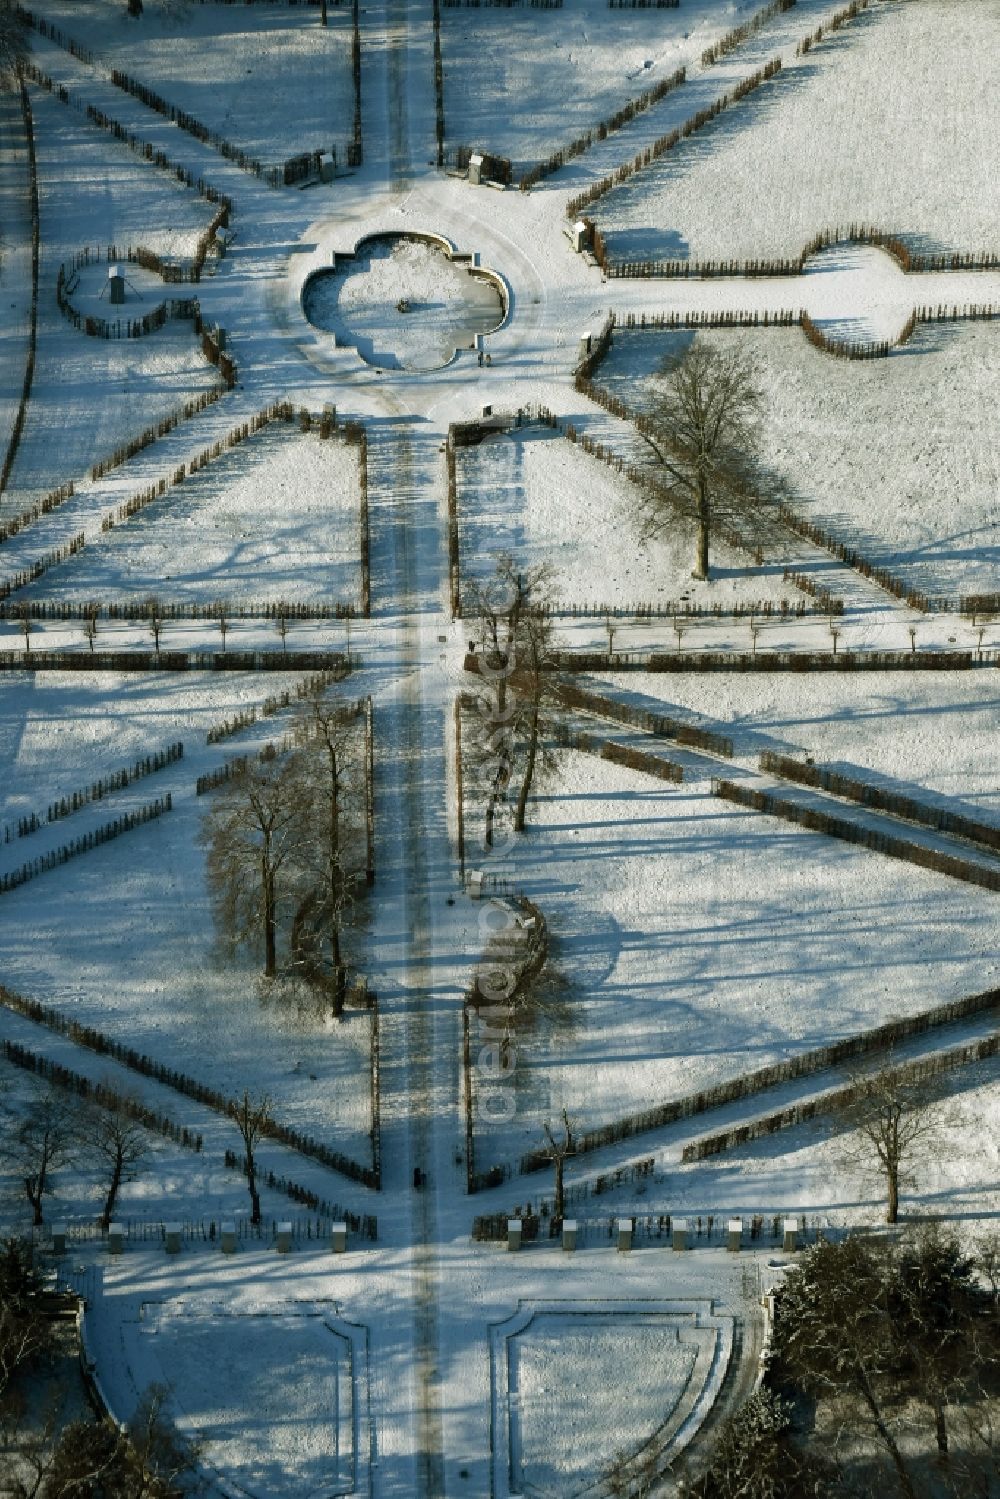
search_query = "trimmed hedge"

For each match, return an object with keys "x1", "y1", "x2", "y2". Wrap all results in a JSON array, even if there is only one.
[{"x1": 713, "y1": 777, "x2": 1000, "y2": 891}]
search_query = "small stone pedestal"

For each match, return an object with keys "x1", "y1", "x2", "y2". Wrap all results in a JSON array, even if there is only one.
[
  {"x1": 616, "y1": 1218, "x2": 633, "y2": 1252},
  {"x1": 562, "y1": 1219, "x2": 577, "y2": 1252},
  {"x1": 507, "y1": 1219, "x2": 522, "y2": 1252},
  {"x1": 672, "y1": 1218, "x2": 688, "y2": 1252},
  {"x1": 727, "y1": 1219, "x2": 743, "y2": 1252},
  {"x1": 221, "y1": 1222, "x2": 237, "y2": 1254},
  {"x1": 276, "y1": 1222, "x2": 293, "y2": 1254},
  {"x1": 783, "y1": 1218, "x2": 800, "y2": 1253},
  {"x1": 51, "y1": 1223, "x2": 67, "y2": 1256},
  {"x1": 164, "y1": 1223, "x2": 182, "y2": 1255},
  {"x1": 108, "y1": 1223, "x2": 124, "y2": 1255},
  {"x1": 332, "y1": 1223, "x2": 348, "y2": 1254}
]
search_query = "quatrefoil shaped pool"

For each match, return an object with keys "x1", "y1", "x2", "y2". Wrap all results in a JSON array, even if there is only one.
[{"x1": 302, "y1": 232, "x2": 507, "y2": 373}]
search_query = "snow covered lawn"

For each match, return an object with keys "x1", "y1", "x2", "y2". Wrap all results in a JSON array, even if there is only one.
[
  {"x1": 593, "y1": 0, "x2": 1000, "y2": 264},
  {"x1": 0, "y1": 672, "x2": 375, "y2": 1167},
  {"x1": 24, "y1": 424, "x2": 365, "y2": 609},
  {"x1": 31, "y1": 1, "x2": 358, "y2": 168},
  {"x1": 1, "y1": 85, "x2": 219, "y2": 513},
  {"x1": 596, "y1": 670, "x2": 1000, "y2": 822},
  {"x1": 463, "y1": 738, "x2": 1000, "y2": 1176},
  {"x1": 440, "y1": 0, "x2": 723, "y2": 175},
  {"x1": 594, "y1": 323, "x2": 1000, "y2": 602},
  {"x1": 455, "y1": 425, "x2": 791, "y2": 611},
  {"x1": 137, "y1": 1302, "x2": 356, "y2": 1499}
]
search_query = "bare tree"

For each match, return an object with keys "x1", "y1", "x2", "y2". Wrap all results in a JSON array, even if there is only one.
[
  {"x1": 81, "y1": 1096, "x2": 148, "y2": 1231},
  {"x1": 144, "y1": 597, "x2": 164, "y2": 658},
  {"x1": 541, "y1": 1109, "x2": 574, "y2": 1221},
  {"x1": 467, "y1": 554, "x2": 559, "y2": 843},
  {"x1": 289, "y1": 698, "x2": 365, "y2": 1014},
  {"x1": 16, "y1": 603, "x2": 31, "y2": 657},
  {"x1": 82, "y1": 607, "x2": 98, "y2": 654},
  {"x1": 320, "y1": 0, "x2": 328, "y2": 23},
  {"x1": 638, "y1": 341, "x2": 764, "y2": 581},
  {"x1": 835, "y1": 1058, "x2": 953, "y2": 1224},
  {"x1": 230, "y1": 1091, "x2": 271, "y2": 1226},
  {"x1": 275, "y1": 612, "x2": 289, "y2": 654},
  {"x1": 8, "y1": 1091, "x2": 75, "y2": 1227},
  {"x1": 0, "y1": 4, "x2": 28, "y2": 81},
  {"x1": 201, "y1": 753, "x2": 301, "y2": 978}
]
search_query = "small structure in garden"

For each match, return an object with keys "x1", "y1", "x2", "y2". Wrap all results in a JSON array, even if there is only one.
[{"x1": 107, "y1": 266, "x2": 126, "y2": 305}]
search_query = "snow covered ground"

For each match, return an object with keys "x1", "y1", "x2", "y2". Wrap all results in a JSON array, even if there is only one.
[
  {"x1": 596, "y1": 321, "x2": 1000, "y2": 602},
  {"x1": 0, "y1": 0, "x2": 995, "y2": 1492},
  {"x1": 24, "y1": 424, "x2": 364, "y2": 609},
  {"x1": 594, "y1": 0, "x2": 1000, "y2": 264},
  {"x1": 596, "y1": 670, "x2": 1000, "y2": 821},
  {"x1": 0, "y1": 672, "x2": 375, "y2": 1165},
  {"x1": 456, "y1": 423, "x2": 794, "y2": 610},
  {"x1": 30, "y1": 1, "x2": 357, "y2": 168},
  {"x1": 462, "y1": 737, "x2": 1000, "y2": 1175}
]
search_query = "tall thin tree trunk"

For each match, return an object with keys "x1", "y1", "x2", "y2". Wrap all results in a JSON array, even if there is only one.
[
  {"x1": 887, "y1": 1166, "x2": 899, "y2": 1224},
  {"x1": 858, "y1": 1373, "x2": 916, "y2": 1499},
  {"x1": 693, "y1": 474, "x2": 710, "y2": 580},
  {"x1": 101, "y1": 1150, "x2": 124, "y2": 1231},
  {"x1": 554, "y1": 1154, "x2": 564, "y2": 1221},
  {"x1": 247, "y1": 1154, "x2": 261, "y2": 1225},
  {"x1": 514, "y1": 698, "x2": 540, "y2": 833},
  {"x1": 263, "y1": 869, "x2": 277, "y2": 978}
]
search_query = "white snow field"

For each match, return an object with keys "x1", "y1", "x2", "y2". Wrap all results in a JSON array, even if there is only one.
[
  {"x1": 29, "y1": 1, "x2": 358, "y2": 169},
  {"x1": 455, "y1": 424, "x2": 793, "y2": 610},
  {"x1": 24, "y1": 423, "x2": 365, "y2": 608},
  {"x1": 462, "y1": 740, "x2": 1000, "y2": 1176},
  {"x1": 595, "y1": 321, "x2": 1000, "y2": 602},
  {"x1": 0, "y1": 0, "x2": 996, "y2": 1492},
  {"x1": 594, "y1": 0, "x2": 1000, "y2": 264},
  {"x1": 1, "y1": 85, "x2": 219, "y2": 515},
  {"x1": 0, "y1": 672, "x2": 375, "y2": 1167}
]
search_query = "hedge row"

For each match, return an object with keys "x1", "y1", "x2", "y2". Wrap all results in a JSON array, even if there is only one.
[
  {"x1": 205, "y1": 676, "x2": 355, "y2": 744},
  {"x1": 100, "y1": 402, "x2": 293, "y2": 537},
  {"x1": 20, "y1": 8, "x2": 331, "y2": 187},
  {"x1": 0, "y1": 481, "x2": 74, "y2": 548},
  {"x1": 90, "y1": 387, "x2": 225, "y2": 482},
  {"x1": 3, "y1": 1038, "x2": 203, "y2": 1152},
  {"x1": 195, "y1": 756, "x2": 247, "y2": 796},
  {"x1": 556, "y1": 726, "x2": 684, "y2": 783},
  {"x1": 566, "y1": 58, "x2": 782, "y2": 219},
  {"x1": 21, "y1": 61, "x2": 232, "y2": 227},
  {"x1": 682, "y1": 1032, "x2": 1000, "y2": 1161},
  {"x1": 0, "y1": 533, "x2": 85, "y2": 604},
  {"x1": 702, "y1": 0, "x2": 796, "y2": 65},
  {"x1": 0, "y1": 80, "x2": 40, "y2": 503},
  {"x1": 0, "y1": 983, "x2": 379, "y2": 1189},
  {"x1": 795, "y1": 0, "x2": 874, "y2": 57},
  {"x1": 550, "y1": 597, "x2": 826, "y2": 620},
  {"x1": 759, "y1": 753, "x2": 1000, "y2": 855},
  {"x1": 0, "y1": 649, "x2": 352, "y2": 673},
  {"x1": 2, "y1": 598, "x2": 356, "y2": 622},
  {"x1": 0, "y1": 795, "x2": 172, "y2": 895},
  {"x1": 2, "y1": 1041, "x2": 377, "y2": 1236},
  {"x1": 433, "y1": 0, "x2": 445, "y2": 166},
  {"x1": 518, "y1": 65, "x2": 684, "y2": 191},
  {"x1": 513, "y1": 982, "x2": 1000, "y2": 1175},
  {"x1": 5, "y1": 743, "x2": 183, "y2": 844},
  {"x1": 551, "y1": 678, "x2": 734, "y2": 758},
  {"x1": 713, "y1": 777, "x2": 1000, "y2": 892},
  {"x1": 774, "y1": 501, "x2": 949, "y2": 613},
  {"x1": 222, "y1": 1152, "x2": 376, "y2": 1236}
]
